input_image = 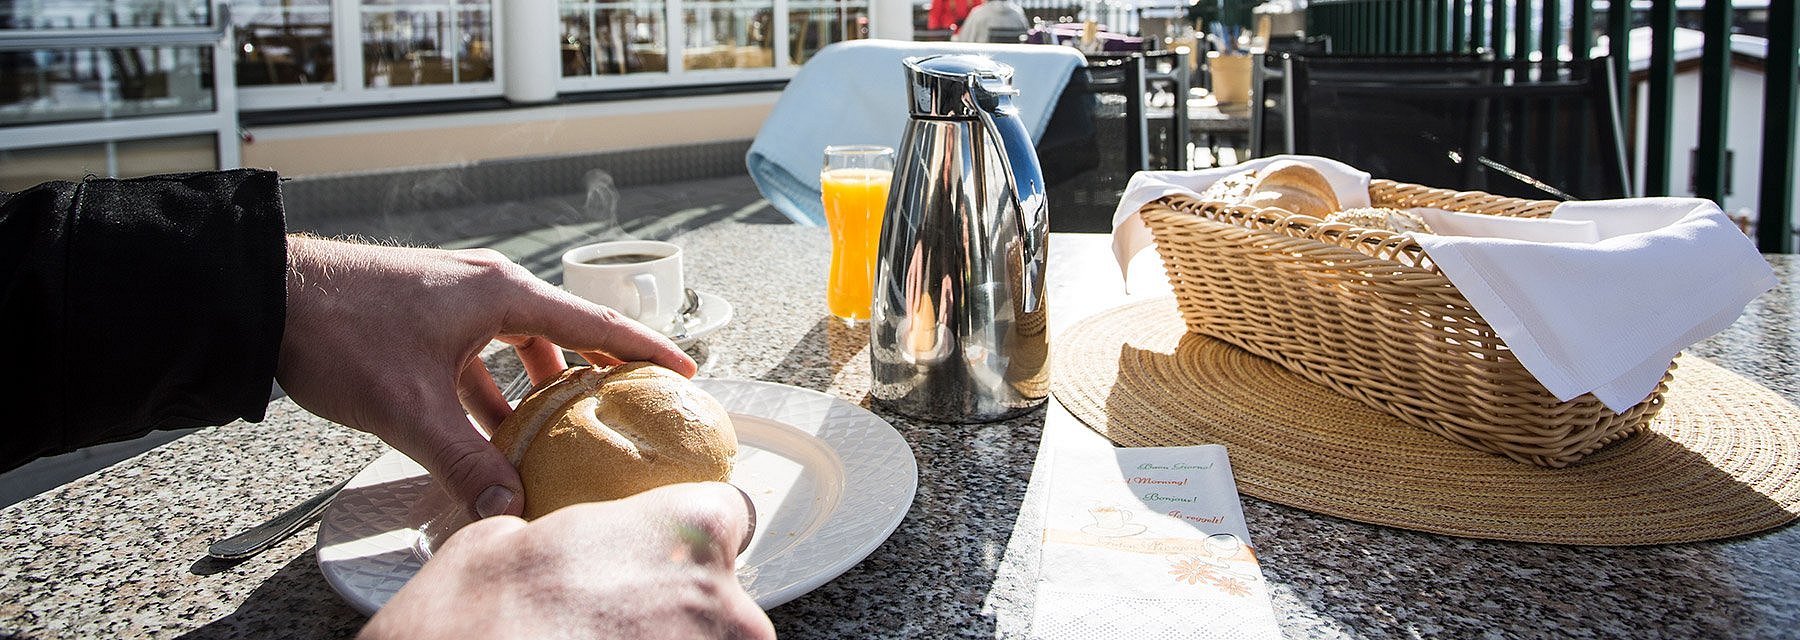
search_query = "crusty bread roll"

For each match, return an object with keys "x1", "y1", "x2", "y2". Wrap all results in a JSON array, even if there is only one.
[
  {"x1": 1240, "y1": 160, "x2": 1341, "y2": 217},
  {"x1": 1324, "y1": 207, "x2": 1434, "y2": 234},
  {"x1": 1195, "y1": 160, "x2": 1342, "y2": 218},
  {"x1": 489, "y1": 363, "x2": 736, "y2": 519}
]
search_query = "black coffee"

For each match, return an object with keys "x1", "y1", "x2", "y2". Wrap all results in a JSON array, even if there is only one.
[{"x1": 581, "y1": 253, "x2": 665, "y2": 266}]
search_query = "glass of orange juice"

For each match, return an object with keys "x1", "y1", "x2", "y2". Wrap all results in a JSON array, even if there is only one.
[{"x1": 820, "y1": 144, "x2": 895, "y2": 324}]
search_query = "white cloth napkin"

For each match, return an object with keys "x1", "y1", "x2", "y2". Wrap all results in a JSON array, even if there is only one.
[
  {"x1": 1413, "y1": 197, "x2": 1776, "y2": 412},
  {"x1": 745, "y1": 39, "x2": 1084, "y2": 226},
  {"x1": 1109, "y1": 155, "x2": 1372, "y2": 282}
]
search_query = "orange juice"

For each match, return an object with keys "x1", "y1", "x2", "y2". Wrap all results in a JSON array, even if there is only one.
[{"x1": 821, "y1": 167, "x2": 893, "y2": 322}]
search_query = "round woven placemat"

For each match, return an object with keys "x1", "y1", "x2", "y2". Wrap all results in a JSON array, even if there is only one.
[{"x1": 1051, "y1": 298, "x2": 1800, "y2": 545}]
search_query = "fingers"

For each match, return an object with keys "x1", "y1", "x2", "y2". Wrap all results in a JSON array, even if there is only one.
[
  {"x1": 391, "y1": 393, "x2": 525, "y2": 519},
  {"x1": 457, "y1": 357, "x2": 511, "y2": 435},
  {"x1": 500, "y1": 335, "x2": 568, "y2": 386},
  {"x1": 506, "y1": 286, "x2": 697, "y2": 378},
  {"x1": 436, "y1": 512, "x2": 527, "y2": 557},
  {"x1": 636, "y1": 482, "x2": 757, "y2": 570}
]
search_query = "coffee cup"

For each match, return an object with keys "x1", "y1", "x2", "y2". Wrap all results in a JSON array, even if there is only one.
[{"x1": 562, "y1": 240, "x2": 684, "y2": 333}]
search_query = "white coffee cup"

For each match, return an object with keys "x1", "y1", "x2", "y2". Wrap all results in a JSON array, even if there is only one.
[{"x1": 562, "y1": 240, "x2": 684, "y2": 333}]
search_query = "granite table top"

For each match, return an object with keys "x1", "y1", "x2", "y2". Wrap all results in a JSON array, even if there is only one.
[{"x1": 2, "y1": 226, "x2": 1796, "y2": 639}]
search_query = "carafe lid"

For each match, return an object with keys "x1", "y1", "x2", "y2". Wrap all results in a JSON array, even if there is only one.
[{"x1": 902, "y1": 54, "x2": 1017, "y2": 118}]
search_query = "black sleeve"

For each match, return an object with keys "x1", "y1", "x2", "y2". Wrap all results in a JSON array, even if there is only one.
[{"x1": 0, "y1": 170, "x2": 289, "y2": 472}]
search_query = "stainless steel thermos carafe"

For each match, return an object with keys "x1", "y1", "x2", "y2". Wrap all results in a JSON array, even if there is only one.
[{"x1": 869, "y1": 54, "x2": 1050, "y2": 423}]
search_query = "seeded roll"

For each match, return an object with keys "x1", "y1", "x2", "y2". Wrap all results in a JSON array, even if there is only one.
[{"x1": 489, "y1": 363, "x2": 736, "y2": 520}]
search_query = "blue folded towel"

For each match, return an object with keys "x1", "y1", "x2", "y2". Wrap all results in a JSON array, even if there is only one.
[{"x1": 747, "y1": 39, "x2": 1085, "y2": 226}]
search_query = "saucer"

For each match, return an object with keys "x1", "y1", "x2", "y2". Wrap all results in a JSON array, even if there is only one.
[{"x1": 668, "y1": 290, "x2": 732, "y2": 347}]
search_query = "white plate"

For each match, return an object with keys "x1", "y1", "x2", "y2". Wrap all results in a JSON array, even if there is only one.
[{"x1": 316, "y1": 379, "x2": 918, "y2": 614}]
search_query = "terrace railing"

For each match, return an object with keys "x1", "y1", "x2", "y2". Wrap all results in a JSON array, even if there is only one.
[{"x1": 1304, "y1": 0, "x2": 1797, "y2": 253}]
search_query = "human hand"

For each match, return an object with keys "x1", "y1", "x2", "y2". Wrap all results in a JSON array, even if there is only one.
[
  {"x1": 360, "y1": 482, "x2": 773, "y2": 640},
  {"x1": 276, "y1": 236, "x2": 696, "y2": 518}
]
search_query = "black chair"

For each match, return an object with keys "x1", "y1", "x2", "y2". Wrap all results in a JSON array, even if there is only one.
[
  {"x1": 1139, "y1": 50, "x2": 1190, "y2": 172},
  {"x1": 1252, "y1": 51, "x2": 1488, "y2": 157},
  {"x1": 1043, "y1": 54, "x2": 1144, "y2": 232},
  {"x1": 1287, "y1": 56, "x2": 1629, "y2": 200}
]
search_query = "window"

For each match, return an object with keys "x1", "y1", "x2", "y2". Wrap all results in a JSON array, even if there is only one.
[
  {"x1": 360, "y1": 0, "x2": 495, "y2": 87},
  {"x1": 1, "y1": 0, "x2": 212, "y2": 29},
  {"x1": 0, "y1": 45, "x2": 215, "y2": 126},
  {"x1": 556, "y1": 0, "x2": 870, "y2": 91},
  {"x1": 561, "y1": 0, "x2": 668, "y2": 77},
  {"x1": 232, "y1": 0, "x2": 500, "y2": 110},
  {"x1": 234, "y1": 0, "x2": 335, "y2": 86},
  {"x1": 1, "y1": 0, "x2": 237, "y2": 177},
  {"x1": 790, "y1": 0, "x2": 867, "y2": 64},
  {"x1": 229, "y1": 0, "x2": 873, "y2": 109},
  {"x1": 1, "y1": 0, "x2": 217, "y2": 124}
]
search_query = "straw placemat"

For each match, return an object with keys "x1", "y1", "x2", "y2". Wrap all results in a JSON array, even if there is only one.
[{"x1": 1051, "y1": 298, "x2": 1800, "y2": 545}]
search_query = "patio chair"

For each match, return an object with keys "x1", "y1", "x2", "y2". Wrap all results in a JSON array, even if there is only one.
[
  {"x1": 1044, "y1": 54, "x2": 1142, "y2": 233},
  {"x1": 1287, "y1": 56, "x2": 1629, "y2": 200},
  {"x1": 1252, "y1": 51, "x2": 1487, "y2": 157}
]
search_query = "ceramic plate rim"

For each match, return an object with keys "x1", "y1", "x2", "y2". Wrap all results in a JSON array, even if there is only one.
[{"x1": 315, "y1": 379, "x2": 916, "y2": 614}]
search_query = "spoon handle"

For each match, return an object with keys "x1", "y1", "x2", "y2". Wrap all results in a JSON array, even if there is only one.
[{"x1": 206, "y1": 477, "x2": 351, "y2": 560}]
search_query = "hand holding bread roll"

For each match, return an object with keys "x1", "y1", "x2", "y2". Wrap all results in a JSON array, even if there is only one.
[{"x1": 490, "y1": 363, "x2": 737, "y2": 520}]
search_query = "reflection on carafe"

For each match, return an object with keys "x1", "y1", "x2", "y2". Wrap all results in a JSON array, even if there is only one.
[{"x1": 869, "y1": 54, "x2": 1050, "y2": 423}]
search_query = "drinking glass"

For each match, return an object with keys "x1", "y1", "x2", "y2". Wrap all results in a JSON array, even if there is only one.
[{"x1": 820, "y1": 144, "x2": 895, "y2": 324}]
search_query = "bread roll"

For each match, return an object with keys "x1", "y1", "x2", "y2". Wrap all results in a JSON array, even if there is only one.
[
  {"x1": 1195, "y1": 160, "x2": 1341, "y2": 218},
  {"x1": 1241, "y1": 161, "x2": 1341, "y2": 217},
  {"x1": 1324, "y1": 207, "x2": 1434, "y2": 234},
  {"x1": 489, "y1": 363, "x2": 736, "y2": 519}
]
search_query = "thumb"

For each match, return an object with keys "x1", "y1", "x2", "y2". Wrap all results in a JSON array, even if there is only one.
[{"x1": 389, "y1": 396, "x2": 525, "y2": 520}]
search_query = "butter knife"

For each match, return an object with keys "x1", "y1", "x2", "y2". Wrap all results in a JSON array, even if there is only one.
[{"x1": 206, "y1": 372, "x2": 534, "y2": 561}]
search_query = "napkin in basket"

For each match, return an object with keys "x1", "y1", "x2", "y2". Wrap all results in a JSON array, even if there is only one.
[
  {"x1": 1410, "y1": 198, "x2": 1776, "y2": 412},
  {"x1": 1033, "y1": 423, "x2": 1280, "y2": 640}
]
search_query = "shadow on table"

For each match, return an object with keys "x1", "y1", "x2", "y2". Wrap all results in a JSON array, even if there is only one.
[
  {"x1": 179, "y1": 548, "x2": 365, "y2": 640},
  {"x1": 754, "y1": 317, "x2": 872, "y2": 399}
]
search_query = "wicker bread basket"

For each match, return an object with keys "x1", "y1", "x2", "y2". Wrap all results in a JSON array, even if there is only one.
[{"x1": 1139, "y1": 179, "x2": 1672, "y2": 468}]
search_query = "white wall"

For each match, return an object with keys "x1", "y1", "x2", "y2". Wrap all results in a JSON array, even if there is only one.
[{"x1": 240, "y1": 92, "x2": 779, "y2": 177}]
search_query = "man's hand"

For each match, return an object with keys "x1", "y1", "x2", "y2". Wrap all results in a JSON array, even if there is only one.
[
  {"x1": 277, "y1": 236, "x2": 696, "y2": 518},
  {"x1": 361, "y1": 482, "x2": 774, "y2": 640}
]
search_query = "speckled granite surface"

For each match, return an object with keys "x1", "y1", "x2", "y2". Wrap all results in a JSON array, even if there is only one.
[{"x1": 1, "y1": 228, "x2": 1795, "y2": 639}]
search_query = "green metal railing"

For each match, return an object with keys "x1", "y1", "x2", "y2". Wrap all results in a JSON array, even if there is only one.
[{"x1": 1304, "y1": 0, "x2": 1799, "y2": 252}]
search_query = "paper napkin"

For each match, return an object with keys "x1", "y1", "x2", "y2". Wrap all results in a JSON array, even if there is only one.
[{"x1": 1033, "y1": 438, "x2": 1281, "y2": 640}]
